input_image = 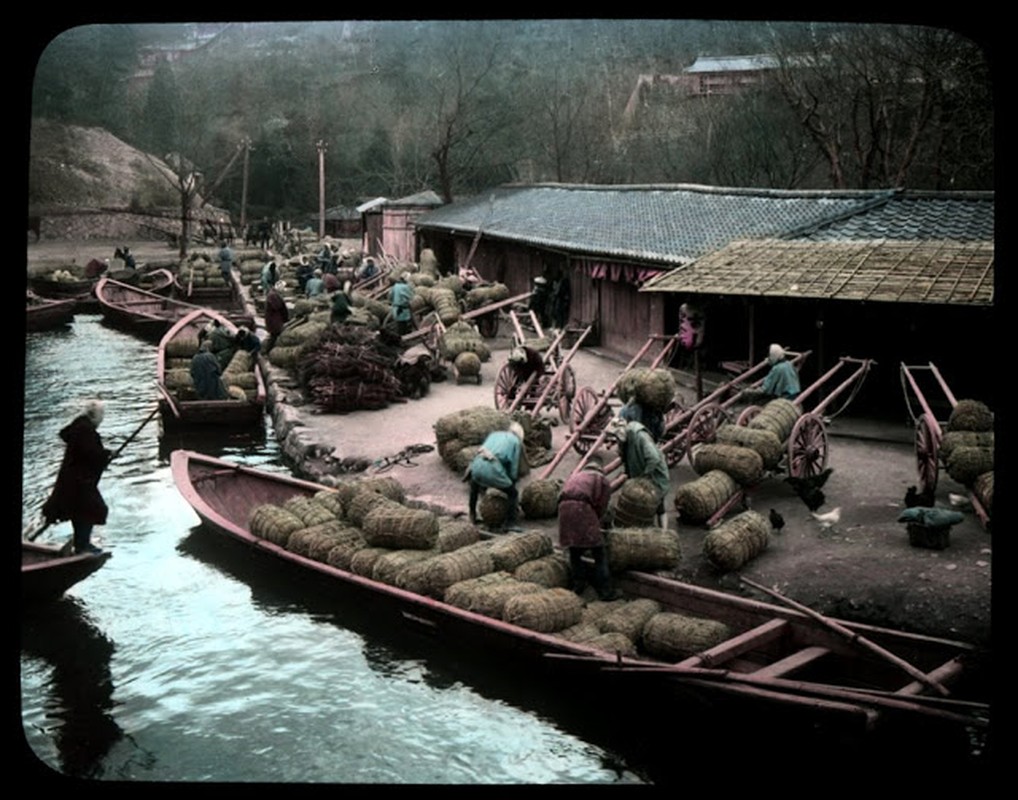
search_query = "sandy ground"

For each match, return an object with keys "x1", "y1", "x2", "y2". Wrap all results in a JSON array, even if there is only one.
[{"x1": 26, "y1": 237, "x2": 993, "y2": 649}]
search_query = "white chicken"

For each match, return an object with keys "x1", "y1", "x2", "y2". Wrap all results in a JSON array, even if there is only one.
[{"x1": 811, "y1": 507, "x2": 841, "y2": 528}]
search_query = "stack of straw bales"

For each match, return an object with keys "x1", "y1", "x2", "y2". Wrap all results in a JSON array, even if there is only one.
[{"x1": 942, "y1": 399, "x2": 994, "y2": 488}]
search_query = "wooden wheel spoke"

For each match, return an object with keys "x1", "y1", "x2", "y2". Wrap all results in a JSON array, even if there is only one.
[
  {"x1": 915, "y1": 414, "x2": 939, "y2": 495},
  {"x1": 788, "y1": 414, "x2": 828, "y2": 479}
]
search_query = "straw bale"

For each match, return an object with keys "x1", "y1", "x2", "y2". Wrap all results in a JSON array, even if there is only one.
[
  {"x1": 478, "y1": 489, "x2": 509, "y2": 528},
  {"x1": 521, "y1": 478, "x2": 562, "y2": 519},
  {"x1": 580, "y1": 599, "x2": 630, "y2": 625},
  {"x1": 607, "y1": 529, "x2": 682, "y2": 573},
  {"x1": 444, "y1": 572, "x2": 546, "y2": 619},
  {"x1": 167, "y1": 358, "x2": 191, "y2": 370},
  {"x1": 225, "y1": 372, "x2": 257, "y2": 390},
  {"x1": 715, "y1": 424, "x2": 783, "y2": 469},
  {"x1": 747, "y1": 398, "x2": 801, "y2": 443},
  {"x1": 464, "y1": 283, "x2": 509, "y2": 310},
  {"x1": 703, "y1": 510, "x2": 770, "y2": 572},
  {"x1": 164, "y1": 368, "x2": 193, "y2": 390},
  {"x1": 430, "y1": 287, "x2": 461, "y2": 325},
  {"x1": 325, "y1": 532, "x2": 370, "y2": 571},
  {"x1": 513, "y1": 552, "x2": 571, "y2": 588},
  {"x1": 410, "y1": 544, "x2": 497, "y2": 598},
  {"x1": 436, "y1": 518, "x2": 482, "y2": 552},
  {"x1": 454, "y1": 351, "x2": 482, "y2": 376},
  {"x1": 345, "y1": 491, "x2": 402, "y2": 528},
  {"x1": 226, "y1": 385, "x2": 247, "y2": 401},
  {"x1": 939, "y1": 431, "x2": 993, "y2": 463},
  {"x1": 595, "y1": 598, "x2": 661, "y2": 642},
  {"x1": 249, "y1": 504, "x2": 305, "y2": 547},
  {"x1": 458, "y1": 407, "x2": 512, "y2": 445},
  {"x1": 584, "y1": 632, "x2": 638, "y2": 658},
  {"x1": 286, "y1": 520, "x2": 346, "y2": 558},
  {"x1": 372, "y1": 548, "x2": 439, "y2": 586},
  {"x1": 166, "y1": 334, "x2": 200, "y2": 359},
  {"x1": 267, "y1": 345, "x2": 302, "y2": 369},
  {"x1": 224, "y1": 350, "x2": 253, "y2": 374},
  {"x1": 641, "y1": 612, "x2": 734, "y2": 661},
  {"x1": 307, "y1": 524, "x2": 362, "y2": 563},
  {"x1": 346, "y1": 476, "x2": 407, "y2": 504},
  {"x1": 945, "y1": 446, "x2": 994, "y2": 487},
  {"x1": 438, "y1": 437, "x2": 465, "y2": 467},
  {"x1": 282, "y1": 495, "x2": 337, "y2": 527},
  {"x1": 616, "y1": 368, "x2": 677, "y2": 412},
  {"x1": 674, "y1": 471, "x2": 739, "y2": 525},
  {"x1": 420, "y1": 248, "x2": 440, "y2": 275},
  {"x1": 692, "y1": 443, "x2": 764, "y2": 486},
  {"x1": 278, "y1": 320, "x2": 327, "y2": 347},
  {"x1": 435, "y1": 275, "x2": 464, "y2": 294},
  {"x1": 313, "y1": 489, "x2": 344, "y2": 518},
  {"x1": 434, "y1": 408, "x2": 469, "y2": 444},
  {"x1": 555, "y1": 621, "x2": 603, "y2": 644},
  {"x1": 486, "y1": 531, "x2": 554, "y2": 572},
  {"x1": 503, "y1": 588, "x2": 584, "y2": 633},
  {"x1": 612, "y1": 477, "x2": 660, "y2": 527},
  {"x1": 973, "y1": 471, "x2": 993, "y2": 514},
  {"x1": 349, "y1": 547, "x2": 391, "y2": 578},
  {"x1": 362, "y1": 505, "x2": 440, "y2": 550},
  {"x1": 947, "y1": 399, "x2": 994, "y2": 433}
]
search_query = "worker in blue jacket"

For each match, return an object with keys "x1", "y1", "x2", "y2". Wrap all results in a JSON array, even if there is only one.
[
  {"x1": 467, "y1": 422, "x2": 525, "y2": 532},
  {"x1": 390, "y1": 272, "x2": 415, "y2": 336}
]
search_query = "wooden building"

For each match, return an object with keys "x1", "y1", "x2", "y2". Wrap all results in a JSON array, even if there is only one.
[{"x1": 361, "y1": 190, "x2": 444, "y2": 262}]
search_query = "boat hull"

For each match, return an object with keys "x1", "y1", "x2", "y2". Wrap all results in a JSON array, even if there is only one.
[
  {"x1": 22, "y1": 540, "x2": 111, "y2": 603},
  {"x1": 26, "y1": 296, "x2": 76, "y2": 331}
]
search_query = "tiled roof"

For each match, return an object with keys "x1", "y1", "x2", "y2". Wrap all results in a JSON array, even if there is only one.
[
  {"x1": 641, "y1": 238, "x2": 994, "y2": 306},
  {"x1": 388, "y1": 189, "x2": 444, "y2": 207},
  {"x1": 415, "y1": 184, "x2": 893, "y2": 266},
  {"x1": 684, "y1": 55, "x2": 779, "y2": 73}
]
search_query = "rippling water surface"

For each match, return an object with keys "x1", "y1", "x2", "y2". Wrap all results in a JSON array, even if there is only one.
[{"x1": 20, "y1": 316, "x2": 646, "y2": 784}]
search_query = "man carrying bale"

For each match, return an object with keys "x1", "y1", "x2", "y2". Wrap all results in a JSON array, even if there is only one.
[
  {"x1": 609, "y1": 417, "x2": 671, "y2": 530},
  {"x1": 467, "y1": 422, "x2": 526, "y2": 533},
  {"x1": 558, "y1": 450, "x2": 620, "y2": 601}
]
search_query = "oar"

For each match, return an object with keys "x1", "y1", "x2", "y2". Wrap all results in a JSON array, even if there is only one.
[
  {"x1": 25, "y1": 406, "x2": 161, "y2": 542},
  {"x1": 739, "y1": 577, "x2": 951, "y2": 697}
]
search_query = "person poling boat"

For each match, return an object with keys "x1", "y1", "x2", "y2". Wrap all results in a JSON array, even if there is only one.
[{"x1": 29, "y1": 400, "x2": 159, "y2": 553}]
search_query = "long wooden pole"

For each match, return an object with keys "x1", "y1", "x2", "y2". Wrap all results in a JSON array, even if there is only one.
[
  {"x1": 240, "y1": 138, "x2": 251, "y2": 232},
  {"x1": 739, "y1": 578, "x2": 951, "y2": 696}
]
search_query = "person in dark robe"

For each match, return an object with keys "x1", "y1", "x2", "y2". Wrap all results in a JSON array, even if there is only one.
[
  {"x1": 331, "y1": 281, "x2": 353, "y2": 325},
  {"x1": 42, "y1": 399, "x2": 112, "y2": 554},
  {"x1": 506, "y1": 345, "x2": 545, "y2": 400},
  {"x1": 190, "y1": 341, "x2": 230, "y2": 400},
  {"x1": 558, "y1": 451, "x2": 620, "y2": 600},
  {"x1": 233, "y1": 326, "x2": 261, "y2": 357},
  {"x1": 264, "y1": 286, "x2": 290, "y2": 354}
]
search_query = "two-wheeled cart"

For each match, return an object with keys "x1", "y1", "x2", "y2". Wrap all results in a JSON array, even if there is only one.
[{"x1": 899, "y1": 362, "x2": 992, "y2": 528}]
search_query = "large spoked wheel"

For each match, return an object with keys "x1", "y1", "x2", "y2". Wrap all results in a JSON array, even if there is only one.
[
  {"x1": 662, "y1": 398, "x2": 689, "y2": 466},
  {"x1": 787, "y1": 412, "x2": 829, "y2": 479},
  {"x1": 557, "y1": 365, "x2": 577, "y2": 424},
  {"x1": 737, "y1": 405, "x2": 762, "y2": 426},
  {"x1": 477, "y1": 311, "x2": 499, "y2": 339},
  {"x1": 571, "y1": 386, "x2": 611, "y2": 453},
  {"x1": 685, "y1": 403, "x2": 727, "y2": 465},
  {"x1": 915, "y1": 412, "x2": 940, "y2": 496},
  {"x1": 494, "y1": 364, "x2": 517, "y2": 411}
]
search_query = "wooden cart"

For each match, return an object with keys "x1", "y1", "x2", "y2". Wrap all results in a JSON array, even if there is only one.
[{"x1": 899, "y1": 362, "x2": 992, "y2": 528}]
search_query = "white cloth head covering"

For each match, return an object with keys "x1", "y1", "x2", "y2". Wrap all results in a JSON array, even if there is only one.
[
  {"x1": 768, "y1": 343, "x2": 785, "y2": 362},
  {"x1": 508, "y1": 421, "x2": 525, "y2": 441},
  {"x1": 509, "y1": 346, "x2": 526, "y2": 364},
  {"x1": 84, "y1": 398, "x2": 105, "y2": 428},
  {"x1": 608, "y1": 416, "x2": 629, "y2": 441}
]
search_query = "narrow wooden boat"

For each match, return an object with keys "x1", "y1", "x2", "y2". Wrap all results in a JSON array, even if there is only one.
[
  {"x1": 170, "y1": 449, "x2": 989, "y2": 739},
  {"x1": 22, "y1": 540, "x2": 111, "y2": 603},
  {"x1": 95, "y1": 275, "x2": 209, "y2": 340},
  {"x1": 157, "y1": 308, "x2": 267, "y2": 429},
  {"x1": 25, "y1": 291, "x2": 76, "y2": 332},
  {"x1": 135, "y1": 267, "x2": 175, "y2": 296}
]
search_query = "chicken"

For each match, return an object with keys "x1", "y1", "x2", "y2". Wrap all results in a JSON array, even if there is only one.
[
  {"x1": 785, "y1": 468, "x2": 833, "y2": 512},
  {"x1": 768, "y1": 508, "x2": 785, "y2": 532},
  {"x1": 811, "y1": 507, "x2": 841, "y2": 528},
  {"x1": 904, "y1": 485, "x2": 935, "y2": 508}
]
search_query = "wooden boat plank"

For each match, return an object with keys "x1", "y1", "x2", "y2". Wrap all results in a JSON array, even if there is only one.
[
  {"x1": 895, "y1": 657, "x2": 967, "y2": 697},
  {"x1": 676, "y1": 618, "x2": 790, "y2": 669},
  {"x1": 747, "y1": 645, "x2": 832, "y2": 680}
]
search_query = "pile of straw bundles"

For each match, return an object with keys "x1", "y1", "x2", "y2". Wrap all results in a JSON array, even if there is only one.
[
  {"x1": 948, "y1": 399, "x2": 994, "y2": 433},
  {"x1": 486, "y1": 530, "x2": 554, "y2": 572},
  {"x1": 946, "y1": 446, "x2": 994, "y2": 486},
  {"x1": 478, "y1": 489, "x2": 510, "y2": 528},
  {"x1": 513, "y1": 552, "x2": 571, "y2": 588},
  {"x1": 702, "y1": 510, "x2": 770, "y2": 572},
  {"x1": 692, "y1": 443, "x2": 764, "y2": 486},
  {"x1": 313, "y1": 488, "x2": 344, "y2": 518},
  {"x1": 362, "y1": 505, "x2": 440, "y2": 550},
  {"x1": 607, "y1": 528, "x2": 681, "y2": 573},
  {"x1": 249, "y1": 503, "x2": 306, "y2": 547},
  {"x1": 345, "y1": 490, "x2": 403, "y2": 529},
  {"x1": 283, "y1": 495, "x2": 337, "y2": 527},
  {"x1": 429, "y1": 287, "x2": 461, "y2": 326},
  {"x1": 594, "y1": 598, "x2": 661, "y2": 643},
  {"x1": 165, "y1": 332, "x2": 200, "y2": 359},
  {"x1": 440, "y1": 320, "x2": 491, "y2": 362},
  {"x1": 503, "y1": 587, "x2": 585, "y2": 633},
  {"x1": 444, "y1": 572, "x2": 546, "y2": 618},
  {"x1": 641, "y1": 612, "x2": 733, "y2": 660},
  {"x1": 747, "y1": 398, "x2": 801, "y2": 443},
  {"x1": 336, "y1": 475, "x2": 407, "y2": 506},
  {"x1": 372, "y1": 549, "x2": 439, "y2": 586},
  {"x1": 674, "y1": 470, "x2": 739, "y2": 525},
  {"x1": 419, "y1": 248, "x2": 440, "y2": 276},
  {"x1": 349, "y1": 547, "x2": 392, "y2": 577},
  {"x1": 397, "y1": 542, "x2": 495, "y2": 598},
  {"x1": 464, "y1": 282, "x2": 510, "y2": 311},
  {"x1": 298, "y1": 325, "x2": 406, "y2": 412},
  {"x1": 612, "y1": 477, "x2": 661, "y2": 527},
  {"x1": 616, "y1": 368, "x2": 677, "y2": 413},
  {"x1": 521, "y1": 478, "x2": 562, "y2": 519},
  {"x1": 325, "y1": 530, "x2": 371, "y2": 571},
  {"x1": 939, "y1": 431, "x2": 994, "y2": 463},
  {"x1": 714, "y1": 424, "x2": 783, "y2": 470},
  {"x1": 434, "y1": 406, "x2": 511, "y2": 472},
  {"x1": 223, "y1": 349, "x2": 258, "y2": 400},
  {"x1": 943, "y1": 399, "x2": 994, "y2": 487},
  {"x1": 180, "y1": 257, "x2": 228, "y2": 288},
  {"x1": 436, "y1": 518, "x2": 482, "y2": 552},
  {"x1": 286, "y1": 520, "x2": 348, "y2": 559}
]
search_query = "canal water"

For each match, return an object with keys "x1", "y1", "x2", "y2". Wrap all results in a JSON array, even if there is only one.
[{"x1": 20, "y1": 313, "x2": 658, "y2": 785}]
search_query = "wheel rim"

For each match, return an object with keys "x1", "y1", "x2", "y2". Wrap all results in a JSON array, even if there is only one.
[
  {"x1": 663, "y1": 399, "x2": 688, "y2": 466},
  {"x1": 494, "y1": 364, "x2": 515, "y2": 410},
  {"x1": 737, "y1": 405, "x2": 761, "y2": 426},
  {"x1": 685, "y1": 404, "x2": 725, "y2": 465},
  {"x1": 916, "y1": 413, "x2": 940, "y2": 495},
  {"x1": 571, "y1": 386, "x2": 610, "y2": 453},
  {"x1": 788, "y1": 413, "x2": 828, "y2": 479}
]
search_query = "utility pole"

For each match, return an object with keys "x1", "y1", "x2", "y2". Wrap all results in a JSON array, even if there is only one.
[
  {"x1": 316, "y1": 139, "x2": 327, "y2": 240},
  {"x1": 240, "y1": 137, "x2": 253, "y2": 233}
]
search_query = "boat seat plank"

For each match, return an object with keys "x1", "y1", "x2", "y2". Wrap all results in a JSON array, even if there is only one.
[
  {"x1": 676, "y1": 618, "x2": 790, "y2": 669},
  {"x1": 747, "y1": 645, "x2": 831, "y2": 680},
  {"x1": 894, "y1": 657, "x2": 966, "y2": 697}
]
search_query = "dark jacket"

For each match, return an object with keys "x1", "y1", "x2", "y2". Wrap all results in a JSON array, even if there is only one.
[
  {"x1": 42, "y1": 416, "x2": 110, "y2": 525},
  {"x1": 331, "y1": 291, "x2": 352, "y2": 324},
  {"x1": 558, "y1": 468, "x2": 612, "y2": 548},
  {"x1": 265, "y1": 289, "x2": 289, "y2": 336},
  {"x1": 191, "y1": 350, "x2": 229, "y2": 400}
]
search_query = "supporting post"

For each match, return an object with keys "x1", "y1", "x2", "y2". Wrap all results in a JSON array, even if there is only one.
[{"x1": 316, "y1": 140, "x2": 328, "y2": 241}]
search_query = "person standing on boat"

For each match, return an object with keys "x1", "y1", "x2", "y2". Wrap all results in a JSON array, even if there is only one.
[
  {"x1": 233, "y1": 326, "x2": 261, "y2": 357},
  {"x1": 41, "y1": 399, "x2": 112, "y2": 555},
  {"x1": 264, "y1": 284, "x2": 290, "y2": 354},
  {"x1": 608, "y1": 416, "x2": 671, "y2": 530},
  {"x1": 217, "y1": 240, "x2": 235, "y2": 284},
  {"x1": 558, "y1": 450, "x2": 620, "y2": 600},
  {"x1": 466, "y1": 422, "x2": 525, "y2": 533},
  {"x1": 190, "y1": 341, "x2": 230, "y2": 400}
]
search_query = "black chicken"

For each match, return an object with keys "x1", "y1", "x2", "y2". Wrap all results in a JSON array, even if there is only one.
[
  {"x1": 904, "y1": 485, "x2": 936, "y2": 508},
  {"x1": 768, "y1": 508, "x2": 785, "y2": 532},
  {"x1": 785, "y1": 467, "x2": 833, "y2": 512}
]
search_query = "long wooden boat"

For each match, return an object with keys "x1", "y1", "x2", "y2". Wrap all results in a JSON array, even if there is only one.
[
  {"x1": 25, "y1": 291, "x2": 76, "y2": 332},
  {"x1": 22, "y1": 540, "x2": 111, "y2": 603},
  {"x1": 95, "y1": 275, "x2": 213, "y2": 340},
  {"x1": 157, "y1": 308, "x2": 267, "y2": 429},
  {"x1": 170, "y1": 449, "x2": 989, "y2": 740}
]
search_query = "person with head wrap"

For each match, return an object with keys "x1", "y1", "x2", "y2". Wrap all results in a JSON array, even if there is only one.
[
  {"x1": 217, "y1": 240, "x2": 234, "y2": 283},
  {"x1": 190, "y1": 340, "x2": 230, "y2": 400},
  {"x1": 759, "y1": 344, "x2": 801, "y2": 400},
  {"x1": 306, "y1": 269, "x2": 326, "y2": 298},
  {"x1": 618, "y1": 398, "x2": 665, "y2": 442},
  {"x1": 390, "y1": 272, "x2": 415, "y2": 336},
  {"x1": 506, "y1": 345, "x2": 546, "y2": 400},
  {"x1": 42, "y1": 399, "x2": 113, "y2": 554},
  {"x1": 467, "y1": 422, "x2": 526, "y2": 533},
  {"x1": 234, "y1": 326, "x2": 261, "y2": 356},
  {"x1": 559, "y1": 450, "x2": 620, "y2": 600},
  {"x1": 260, "y1": 257, "x2": 279, "y2": 294},
  {"x1": 608, "y1": 416, "x2": 671, "y2": 530}
]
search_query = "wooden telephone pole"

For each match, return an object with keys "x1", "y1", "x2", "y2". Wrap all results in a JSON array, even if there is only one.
[
  {"x1": 316, "y1": 139, "x2": 327, "y2": 240},
  {"x1": 240, "y1": 137, "x2": 253, "y2": 233}
]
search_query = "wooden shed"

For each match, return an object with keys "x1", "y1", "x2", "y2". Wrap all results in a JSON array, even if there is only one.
[{"x1": 363, "y1": 190, "x2": 444, "y2": 263}]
